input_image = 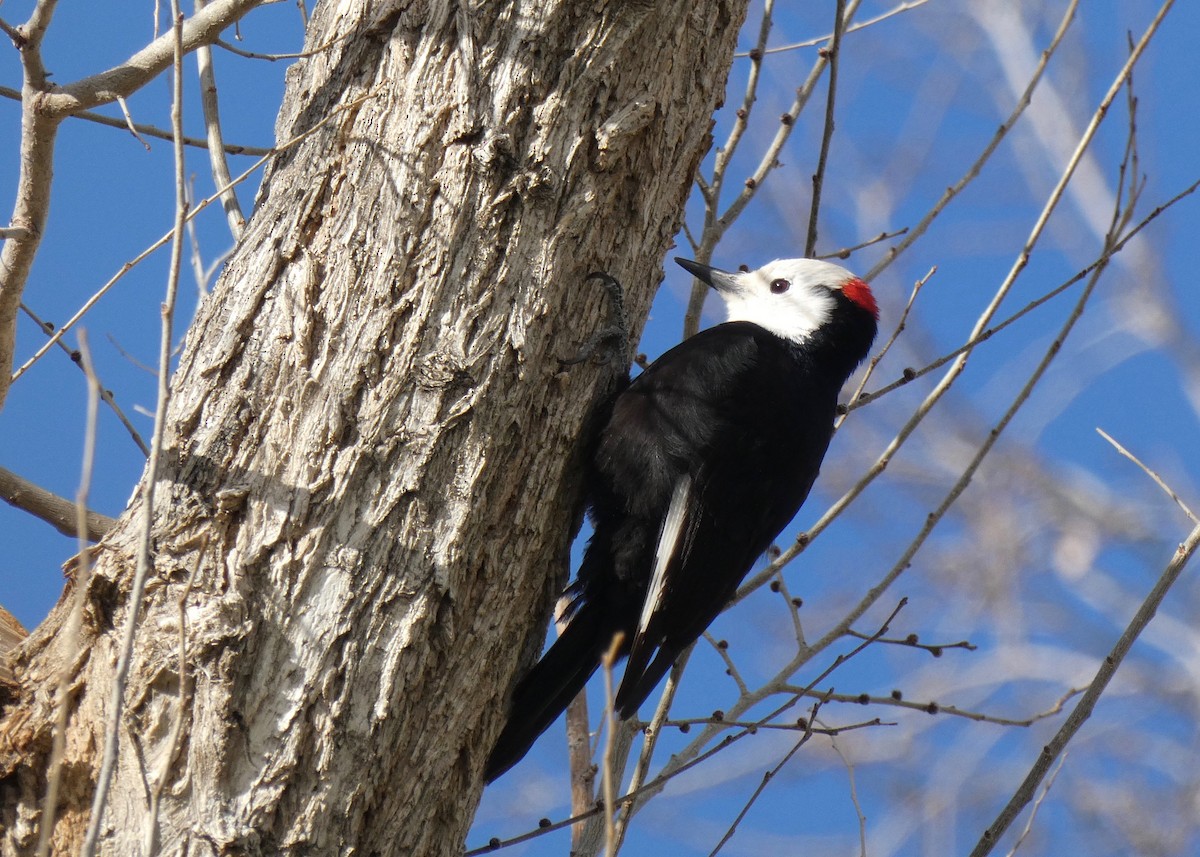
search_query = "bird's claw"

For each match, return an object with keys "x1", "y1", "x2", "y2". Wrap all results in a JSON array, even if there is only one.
[{"x1": 560, "y1": 271, "x2": 630, "y2": 367}]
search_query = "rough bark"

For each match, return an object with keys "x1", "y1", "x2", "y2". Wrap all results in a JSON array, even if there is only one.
[{"x1": 0, "y1": 1, "x2": 747, "y2": 854}]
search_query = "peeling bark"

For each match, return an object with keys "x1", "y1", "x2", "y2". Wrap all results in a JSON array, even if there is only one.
[{"x1": 0, "y1": 1, "x2": 747, "y2": 853}]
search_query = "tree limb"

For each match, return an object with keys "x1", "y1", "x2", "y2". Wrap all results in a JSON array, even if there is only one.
[
  {"x1": 968, "y1": 520, "x2": 1200, "y2": 857},
  {"x1": 0, "y1": 465, "x2": 115, "y2": 541}
]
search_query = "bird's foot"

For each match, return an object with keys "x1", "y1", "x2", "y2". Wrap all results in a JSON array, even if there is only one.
[{"x1": 560, "y1": 272, "x2": 630, "y2": 367}]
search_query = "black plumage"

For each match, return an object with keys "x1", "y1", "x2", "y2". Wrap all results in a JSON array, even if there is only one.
[{"x1": 485, "y1": 257, "x2": 878, "y2": 782}]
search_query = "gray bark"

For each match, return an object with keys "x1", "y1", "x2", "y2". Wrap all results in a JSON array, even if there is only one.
[{"x1": 0, "y1": 0, "x2": 747, "y2": 853}]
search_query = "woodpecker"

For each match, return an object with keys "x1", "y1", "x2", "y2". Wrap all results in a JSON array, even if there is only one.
[{"x1": 485, "y1": 256, "x2": 878, "y2": 782}]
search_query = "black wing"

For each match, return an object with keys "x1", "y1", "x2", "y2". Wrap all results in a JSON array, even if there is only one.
[{"x1": 593, "y1": 323, "x2": 837, "y2": 717}]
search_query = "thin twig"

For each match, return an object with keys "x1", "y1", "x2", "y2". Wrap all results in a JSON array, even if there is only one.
[
  {"x1": 780, "y1": 685, "x2": 1084, "y2": 728},
  {"x1": 707, "y1": 700, "x2": 824, "y2": 857},
  {"x1": 738, "y1": 2, "x2": 1176, "y2": 602},
  {"x1": 115, "y1": 97, "x2": 152, "y2": 151},
  {"x1": 20, "y1": 303, "x2": 151, "y2": 455},
  {"x1": 828, "y1": 731, "x2": 868, "y2": 857},
  {"x1": 1096, "y1": 428, "x2": 1199, "y2": 524},
  {"x1": 1004, "y1": 753, "x2": 1068, "y2": 857},
  {"x1": 804, "y1": 0, "x2": 846, "y2": 258},
  {"x1": 969, "y1": 521, "x2": 1200, "y2": 857},
  {"x1": 843, "y1": 627, "x2": 975, "y2": 655},
  {"x1": 0, "y1": 86, "x2": 271, "y2": 154},
  {"x1": 744, "y1": 0, "x2": 932, "y2": 57},
  {"x1": 184, "y1": 180, "x2": 212, "y2": 297},
  {"x1": 34, "y1": 330, "x2": 101, "y2": 857},
  {"x1": 816, "y1": 227, "x2": 908, "y2": 261},
  {"x1": 661, "y1": 714, "x2": 888, "y2": 735},
  {"x1": 704, "y1": 632, "x2": 748, "y2": 695},
  {"x1": 195, "y1": 0, "x2": 246, "y2": 238},
  {"x1": 214, "y1": 30, "x2": 346, "y2": 61},
  {"x1": 600, "y1": 632, "x2": 625, "y2": 857},
  {"x1": 771, "y1": 570, "x2": 807, "y2": 649},
  {"x1": 81, "y1": 9, "x2": 190, "y2": 852}
]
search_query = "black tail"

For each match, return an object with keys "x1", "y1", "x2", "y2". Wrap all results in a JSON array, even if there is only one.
[
  {"x1": 485, "y1": 605, "x2": 608, "y2": 782},
  {"x1": 615, "y1": 644, "x2": 679, "y2": 720}
]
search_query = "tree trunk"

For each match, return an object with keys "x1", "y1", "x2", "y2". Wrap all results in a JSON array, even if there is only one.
[{"x1": 0, "y1": 1, "x2": 747, "y2": 854}]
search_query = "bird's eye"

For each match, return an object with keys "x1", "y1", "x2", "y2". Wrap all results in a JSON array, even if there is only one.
[{"x1": 770, "y1": 278, "x2": 790, "y2": 294}]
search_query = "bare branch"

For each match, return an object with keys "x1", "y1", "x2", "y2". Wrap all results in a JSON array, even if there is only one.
[
  {"x1": 746, "y1": 0, "x2": 933, "y2": 57},
  {"x1": 816, "y1": 227, "x2": 908, "y2": 261},
  {"x1": 82, "y1": 9, "x2": 191, "y2": 848},
  {"x1": 214, "y1": 31, "x2": 346, "y2": 61},
  {"x1": 804, "y1": 0, "x2": 846, "y2": 258},
  {"x1": 609, "y1": 651, "x2": 691, "y2": 853},
  {"x1": 781, "y1": 685, "x2": 1084, "y2": 728},
  {"x1": 601, "y1": 637, "x2": 624, "y2": 856},
  {"x1": 20, "y1": 0, "x2": 60, "y2": 90},
  {"x1": 0, "y1": 83, "x2": 61, "y2": 410},
  {"x1": 20, "y1": 304, "x2": 151, "y2": 455},
  {"x1": 41, "y1": 0, "x2": 264, "y2": 117},
  {"x1": 828, "y1": 731, "x2": 868, "y2": 857},
  {"x1": 707, "y1": 701, "x2": 823, "y2": 856},
  {"x1": 195, "y1": 0, "x2": 246, "y2": 238},
  {"x1": 704, "y1": 632, "x2": 748, "y2": 695},
  {"x1": 557, "y1": 598, "x2": 595, "y2": 847},
  {"x1": 968, "y1": 520, "x2": 1200, "y2": 857},
  {"x1": 115, "y1": 97, "x2": 152, "y2": 150},
  {"x1": 1005, "y1": 753, "x2": 1068, "y2": 857},
  {"x1": 0, "y1": 86, "x2": 271, "y2": 154},
  {"x1": 1097, "y1": 427, "x2": 1199, "y2": 524}
]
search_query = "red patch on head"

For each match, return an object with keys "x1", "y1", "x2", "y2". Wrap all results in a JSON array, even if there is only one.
[{"x1": 842, "y1": 277, "x2": 878, "y2": 319}]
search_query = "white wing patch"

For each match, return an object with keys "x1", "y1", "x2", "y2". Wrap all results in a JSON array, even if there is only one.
[{"x1": 638, "y1": 475, "x2": 692, "y2": 642}]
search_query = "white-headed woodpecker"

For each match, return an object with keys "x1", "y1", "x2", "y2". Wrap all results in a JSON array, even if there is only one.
[{"x1": 485, "y1": 256, "x2": 879, "y2": 782}]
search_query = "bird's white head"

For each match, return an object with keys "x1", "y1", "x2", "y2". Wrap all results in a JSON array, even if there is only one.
[{"x1": 676, "y1": 257, "x2": 877, "y2": 344}]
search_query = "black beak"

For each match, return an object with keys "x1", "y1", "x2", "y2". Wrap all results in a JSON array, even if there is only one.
[{"x1": 675, "y1": 257, "x2": 740, "y2": 294}]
